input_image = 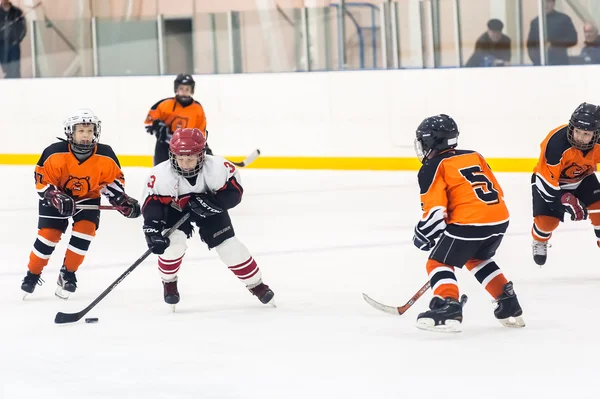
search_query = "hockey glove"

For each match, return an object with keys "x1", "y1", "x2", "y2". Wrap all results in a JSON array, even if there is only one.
[
  {"x1": 44, "y1": 189, "x2": 76, "y2": 217},
  {"x1": 561, "y1": 192, "x2": 588, "y2": 221},
  {"x1": 143, "y1": 220, "x2": 170, "y2": 255},
  {"x1": 413, "y1": 229, "x2": 436, "y2": 251},
  {"x1": 109, "y1": 193, "x2": 141, "y2": 219},
  {"x1": 150, "y1": 119, "x2": 169, "y2": 142},
  {"x1": 186, "y1": 193, "x2": 223, "y2": 218}
]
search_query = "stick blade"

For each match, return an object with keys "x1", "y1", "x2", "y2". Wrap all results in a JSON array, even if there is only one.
[
  {"x1": 54, "y1": 311, "x2": 82, "y2": 324},
  {"x1": 362, "y1": 293, "x2": 402, "y2": 315}
]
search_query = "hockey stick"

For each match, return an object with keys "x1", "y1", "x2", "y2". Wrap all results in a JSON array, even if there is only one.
[
  {"x1": 362, "y1": 280, "x2": 431, "y2": 315},
  {"x1": 76, "y1": 205, "x2": 119, "y2": 211},
  {"x1": 229, "y1": 149, "x2": 261, "y2": 167},
  {"x1": 54, "y1": 212, "x2": 191, "y2": 324}
]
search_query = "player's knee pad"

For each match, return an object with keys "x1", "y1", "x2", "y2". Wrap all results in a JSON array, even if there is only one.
[
  {"x1": 588, "y1": 201, "x2": 600, "y2": 226},
  {"x1": 215, "y1": 236, "x2": 251, "y2": 265},
  {"x1": 532, "y1": 215, "x2": 560, "y2": 241},
  {"x1": 161, "y1": 229, "x2": 188, "y2": 260},
  {"x1": 72, "y1": 220, "x2": 97, "y2": 237}
]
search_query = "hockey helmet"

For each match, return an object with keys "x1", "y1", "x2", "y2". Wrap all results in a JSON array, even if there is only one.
[
  {"x1": 568, "y1": 102, "x2": 600, "y2": 150},
  {"x1": 414, "y1": 114, "x2": 459, "y2": 163},
  {"x1": 169, "y1": 128, "x2": 207, "y2": 177},
  {"x1": 63, "y1": 108, "x2": 101, "y2": 153}
]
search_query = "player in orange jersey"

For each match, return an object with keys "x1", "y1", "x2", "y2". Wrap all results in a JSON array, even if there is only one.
[
  {"x1": 531, "y1": 102, "x2": 600, "y2": 265},
  {"x1": 412, "y1": 114, "x2": 524, "y2": 332},
  {"x1": 144, "y1": 74, "x2": 211, "y2": 165},
  {"x1": 21, "y1": 109, "x2": 141, "y2": 299}
]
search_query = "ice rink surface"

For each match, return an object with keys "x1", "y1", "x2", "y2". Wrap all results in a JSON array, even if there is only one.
[{"x1": 1, "y1": 165, "x2": 598, "y2": 399}]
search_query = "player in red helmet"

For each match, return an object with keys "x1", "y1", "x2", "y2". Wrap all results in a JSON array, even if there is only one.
[{"x1": 141, "y1": 127, "x2": 275, "y2": 310}]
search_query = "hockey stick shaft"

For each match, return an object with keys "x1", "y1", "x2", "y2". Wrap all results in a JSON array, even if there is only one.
[
  {"x1": 54, "y1": 212, "x2": 191, "y2": 324},
  {"x1": 76, "y1": 205, "x2": 119, "y2": 210},
  {"x1": 229, "y1": 149, "x2": 260, "y2": 167}
]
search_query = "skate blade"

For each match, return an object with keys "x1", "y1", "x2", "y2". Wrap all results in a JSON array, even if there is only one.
[
  {"x1": 170, "y1": 304, "x2": 177, "y2": 313},
  {"x1": 54, "y1": 286, "x2": 71, "y2": 300},
  {"x1": 498, "y1": 315, "x2": 526, "y2": 328},
  {"x1": 416, "y1": 318, "x2": 462, "y2": 333},
  {"x1": 22, "y1": 292, "x2": 31, "y2": 300}
]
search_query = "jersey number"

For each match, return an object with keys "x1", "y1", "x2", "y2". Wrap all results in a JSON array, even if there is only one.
[
  {"x1": 147, "y1": 175, "x2": 156, "y2": 188},
  {"x1": 224, "y1": 161, "x2": 235, "y2": 173},
  {"x1": 459, "y1": 166, "x2": 499, "y2": 204}
]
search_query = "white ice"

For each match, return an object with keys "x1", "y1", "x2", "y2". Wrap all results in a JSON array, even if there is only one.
[{"x1": 0, "y1": 166, "x2": 598, "y2": 399}]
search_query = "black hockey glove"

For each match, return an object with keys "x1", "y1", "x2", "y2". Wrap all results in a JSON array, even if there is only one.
[
  {"x1": 412, "y1": 229, "x2": 436, "y2": 251},
  {"x1": 186, "y1": 193, "x2": 223, "y2": 218},
  {"x1": 44, "y1": 189, "x2": 76, "y2": 217},
  {"x1": 143, "y1": 220, "x2": 170, "y2": 255},
  {"x1": 109, "y1": 193, "x2": 141, "y2": 219},
  {"x1": 147, "y1": 119, "x2": 169, "y2": 142},
  {"x1": 561, "y1": 192, "x2": 588, "y2": 221}
]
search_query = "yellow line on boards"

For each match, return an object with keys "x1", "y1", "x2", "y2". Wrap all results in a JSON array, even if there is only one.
[{"x1": 0, "y1": 154, "x2": 538, "y2": 172}]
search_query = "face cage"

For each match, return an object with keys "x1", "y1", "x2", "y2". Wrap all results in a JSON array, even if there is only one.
[
  {"x1": 169, "y1": 151, "x2": 205, "y2": 178},
  {"x1": 567, "y1": 123, "x2": 599, "y2": 151},
  {"x1": 68, "y1": 123, "x2": 100, "y2": 152},
  {"x1": 414, "y1": 138, "x2": 427, "y2": 163}
]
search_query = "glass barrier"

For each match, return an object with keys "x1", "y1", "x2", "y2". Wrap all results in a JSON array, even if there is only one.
[
  {"x1": 32, "y1": 18, "x2": 94, "y2": 78},
  {"x1": 2, "y1": 0, "x2": 600, "y2": 79},
  {"x1": 96, "y1": 18, "x2": 159, "y2": 76}
]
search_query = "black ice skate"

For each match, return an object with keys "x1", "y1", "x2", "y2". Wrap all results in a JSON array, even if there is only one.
[
  {"x1": 55, "y1": 265, "x2": 77, "y2": 300},
  {"x1": 249, "y1": 282, "x2": 275, "y2": 306},
  {"x1": 532, "y1": 240, "x2": 550, "y2": 266},
  {"x1": 21, "y1": 271, "x2": 43, "y2": 299},
  {"x1": 416, "y1": 295, "x2": 467, "y2": 333},
  {"x1": 163, "y1": 280, "x2": 180, "y2": 311},
  {"x1": 494, "y1": 281, "x2": 525, "y2": 328}
]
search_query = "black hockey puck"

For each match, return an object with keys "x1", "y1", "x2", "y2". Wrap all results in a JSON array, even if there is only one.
[{"x1": 85, "y1": 318, "x2": 99, "y2": 323}]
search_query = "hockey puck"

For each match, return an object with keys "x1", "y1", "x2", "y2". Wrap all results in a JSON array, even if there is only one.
[{"x1": 85, "y1": 318, "x2": 99, "y2": 323}]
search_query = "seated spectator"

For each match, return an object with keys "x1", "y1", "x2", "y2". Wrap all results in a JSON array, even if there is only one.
[
  {"x1": 465, "y1": 19, "x2": 511, "y2": 68},
  {"x1": 580, "y1": 22, "x2": 600, "y2": 64}
]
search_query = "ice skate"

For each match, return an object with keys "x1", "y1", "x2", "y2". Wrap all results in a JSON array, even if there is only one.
[
  {"x1": 21, "y1": 271, "x2": 43, "y2": 299},
  {"x1": 163, "y1": 280, "x2": 180, "y2": 312},
  {"x1": 55, "y1": 265, "x2": 77, "y2": 300},
  {"x1": 416, "y1": 295, "x2": 467, "y2": 333},
  {"x1": 249, "y1": 282, "x2": 275, "y2": 306},
  {"x1": 494, "y1": 282, "x2": 525, "y2": 328},
  {"x1": 532, "y1": 240, "x2": 550, "y2": 266}
]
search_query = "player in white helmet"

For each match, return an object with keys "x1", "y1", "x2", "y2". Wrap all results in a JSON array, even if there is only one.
[{"x1": 21, "y1": 109, "x2": 140, "y2": 299}]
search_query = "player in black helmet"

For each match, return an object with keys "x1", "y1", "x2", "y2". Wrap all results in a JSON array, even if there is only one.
[
  {"x1": 144, "y1": 73, "x2": 212, "y2": 165},
  {"x1": 531, "y1": 102, "x2": 600, "y2": 265}
]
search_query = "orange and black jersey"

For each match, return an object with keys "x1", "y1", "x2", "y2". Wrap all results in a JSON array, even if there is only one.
[
  {"x1": 533, "y1": 124, "x2": 600, "y2": 204},
  {"x1": 34, "y1": 141, "x2": 126, "y2": 202},
  {"x1": 416, "y1": 149, "x2": 509, "y2": 241},
  {"x1": 144, "y1": 97, "x2": 207, "y2": 134}
]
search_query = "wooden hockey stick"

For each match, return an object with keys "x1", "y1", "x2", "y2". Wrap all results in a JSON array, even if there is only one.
[
  {"x1": 362, "y1": 280, "x2": 431, "y2": 315},
  {"x1": 54, "y1": 212, "x2": 191, "y2": 324}
]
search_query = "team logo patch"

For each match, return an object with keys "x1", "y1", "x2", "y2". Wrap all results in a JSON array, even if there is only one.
[
  {"x1": 560, "y1": 163, "x2": 594, "y2": 181},
  {"x1": 64, "y1": 175, "x2": 91, "y2": 197}
]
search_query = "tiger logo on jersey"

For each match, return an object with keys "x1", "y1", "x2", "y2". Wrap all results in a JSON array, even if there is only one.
[
  {"x1": 560, "y1": 162, "x2": 594, "y2": 182},
  {"x1": 64, "y1": 175, "x2": 91, "y2": 197}
]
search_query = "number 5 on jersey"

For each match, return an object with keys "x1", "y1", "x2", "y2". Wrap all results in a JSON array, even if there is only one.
[{"x1": 459, "y1": 165, "x2": 499, "y2": 204}]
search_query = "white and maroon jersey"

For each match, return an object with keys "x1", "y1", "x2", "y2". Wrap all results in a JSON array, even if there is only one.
[{"x1": 141, "y1": 155, "x2": 243, "y2": 221}]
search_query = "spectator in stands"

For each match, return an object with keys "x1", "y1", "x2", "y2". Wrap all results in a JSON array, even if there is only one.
[
  {"x1": 465, "y1": 19, "x2": 511, "y2": 67},
  {"x1": 580, "y1": 22, "x2": 600, "y2": 64},
  {"x1": 526, "y1": 0, "x2": 577, "y2": 66},
  {"x1": 0, "y1": 0, "x2": 26, "y2": 78}
]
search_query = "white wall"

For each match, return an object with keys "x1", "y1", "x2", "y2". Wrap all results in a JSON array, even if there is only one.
[{"x1": 1, "y1": 65, "x2": 599, "y2": 159}]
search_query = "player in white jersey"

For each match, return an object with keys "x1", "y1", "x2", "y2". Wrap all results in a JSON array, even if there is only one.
[{"x1": 141, "y1": 127, "x2": 275, "y2": 308}]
